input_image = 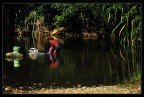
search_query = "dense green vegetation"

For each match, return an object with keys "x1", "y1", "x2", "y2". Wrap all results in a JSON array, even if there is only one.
[{"x1": 3, "y1": 3, "x2": 141, "y2": 46}]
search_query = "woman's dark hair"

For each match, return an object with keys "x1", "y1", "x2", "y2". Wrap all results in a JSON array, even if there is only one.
[{"x1": 47, "y1": 37, "x2": 54, "y2": 40}]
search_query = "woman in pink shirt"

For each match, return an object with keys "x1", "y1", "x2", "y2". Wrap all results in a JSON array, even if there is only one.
[{"x1": 48, "y1": 38, "x2": 61, "y2": 55}]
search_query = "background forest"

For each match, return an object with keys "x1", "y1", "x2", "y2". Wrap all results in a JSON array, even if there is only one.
[{"x1": 3, "y1": 3, "x2": 142, "y2": 46}]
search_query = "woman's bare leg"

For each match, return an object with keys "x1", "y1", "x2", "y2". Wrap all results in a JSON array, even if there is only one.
[{"x1": 54, "y1": 50, "x2": 57, "y2": 55}]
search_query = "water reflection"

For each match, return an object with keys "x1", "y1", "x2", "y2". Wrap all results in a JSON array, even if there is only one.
[
  {"x1": 5, "y1": 58, "x2": 21, "y2": 69},
  {"x1": 49, "y1": 54, "x2": 60, "y2": 69},
  {"x1": 13, "y1": 60, "x2": 20, "y2": 69},
  {"x1": 3, "y1": 35, "x2": 141, "y2": 88}
]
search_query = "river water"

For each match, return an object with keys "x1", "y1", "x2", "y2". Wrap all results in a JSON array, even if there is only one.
[{"x1": 3, "y1": 34, "x2": 142, "y2": 89}]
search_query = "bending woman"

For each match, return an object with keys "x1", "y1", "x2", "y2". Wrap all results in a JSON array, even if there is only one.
[{"x1": 48, "y1": 38, "x2": 61, "y2": 55}]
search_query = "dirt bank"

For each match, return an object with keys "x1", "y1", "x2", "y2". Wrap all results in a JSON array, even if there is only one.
[{"x1": 3, "y1": 81, "x2": 141, "y2": 94}]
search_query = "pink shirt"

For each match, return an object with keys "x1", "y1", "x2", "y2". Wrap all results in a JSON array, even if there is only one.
[{"x1": 50, "y1": 40, "x2": 58, "y2": 46}]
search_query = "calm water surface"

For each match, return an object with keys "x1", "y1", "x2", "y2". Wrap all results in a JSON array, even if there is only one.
[{"x1": 3, "y1": 34, "x2": 141, "y2": 88}]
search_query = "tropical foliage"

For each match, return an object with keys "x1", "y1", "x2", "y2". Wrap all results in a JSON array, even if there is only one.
[{"x1": 4, "y1": 3, "x2": 141, "y2": 46}]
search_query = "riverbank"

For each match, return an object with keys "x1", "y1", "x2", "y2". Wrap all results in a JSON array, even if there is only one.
[{"x1": 3, "y1": 81, "x2": 141, "y2": 94}]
